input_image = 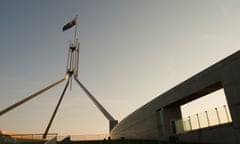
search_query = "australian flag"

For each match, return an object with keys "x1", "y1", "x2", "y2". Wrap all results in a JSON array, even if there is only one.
[{"x1": 62, "y1": 16, "x2": 77, "y2": 31}]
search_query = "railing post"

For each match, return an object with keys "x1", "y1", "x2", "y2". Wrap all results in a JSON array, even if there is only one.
[
  {"x1": 196, "y1": 113, "x2": 201, "y2": 129},
  {"x1": 215, "y1": 107, "x2": 221, "y2": 124},
  {"x1": 188, "y1": 116, "x2": 192, "y2": 131},
  {"x1": 205, "y1": 110, "x2": 210, "y2": 126},
  {"x1": 223, "y1": 105, "x2": 230, "y2": 122}
]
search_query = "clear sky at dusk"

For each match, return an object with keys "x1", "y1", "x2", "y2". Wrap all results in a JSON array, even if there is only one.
[{"x1": 0, "y1": 0, "x2": 239, "y2": 135}]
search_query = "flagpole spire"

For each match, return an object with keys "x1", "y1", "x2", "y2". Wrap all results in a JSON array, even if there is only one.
[{"x1": 74, "y1": 15, "x2": 78, "y2": 43}]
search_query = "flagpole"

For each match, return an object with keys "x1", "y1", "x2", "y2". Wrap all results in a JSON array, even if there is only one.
[
  {"x1": 74, "y1": 15, "x2": 79, "y2": 78},
  {"x1": 74, "y1": 15, "x2": 78, "y2": 44},
  {"x1": 69, "y1": 15, "x2": 78, "y2": 90}
]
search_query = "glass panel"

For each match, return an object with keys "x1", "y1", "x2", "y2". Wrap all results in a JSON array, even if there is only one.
[{"x1": 175, "y1": 105, "x2": 232, "y2": 134}]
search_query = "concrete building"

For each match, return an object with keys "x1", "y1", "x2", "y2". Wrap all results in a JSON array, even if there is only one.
[{"x1": 110, "y1": 50, "x2": 240, "y2": 144}]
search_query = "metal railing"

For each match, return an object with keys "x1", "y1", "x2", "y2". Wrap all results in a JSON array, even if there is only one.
[
  {"x1": 174, "y1": 105, "x2": 232, "y2": 134},
  {"x1": 57, "y1": 133, "x2": 109, "y2": 141},
  {"x1": 0, "y1": 133, "x2": 109, "y2": 143},
  {"x1": 0, "y1": 133, "x2": 57, "y2": 143}
]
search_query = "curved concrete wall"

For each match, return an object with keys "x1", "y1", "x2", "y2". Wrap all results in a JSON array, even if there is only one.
[
  {"x1": 110, "y1": 101, "x2": 162, "y2": 140},
  {"x1": 110, "y1": 50, "x2": 240, "y2": 142}
]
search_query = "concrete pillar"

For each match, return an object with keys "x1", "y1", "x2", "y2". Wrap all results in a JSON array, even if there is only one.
[
  {"x1": 109, "y1": 120, "x2": 118, "y2": 131},
  {"x1": 224, "y1": 82, "x2": 240, "y2": 129},
  {"x1": 161, "y1": 106, "x2": 182, "y2": 137},
  {"x1": 221, "y1": 57, "x2": 240, "y2": 143},
  {"x1": 222, "y1": 60, "x2": 240, "y2": 129}
]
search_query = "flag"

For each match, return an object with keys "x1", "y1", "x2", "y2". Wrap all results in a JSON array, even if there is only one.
[{"x1": 62, "y1": 16, "x2": 77, "y2": 31}]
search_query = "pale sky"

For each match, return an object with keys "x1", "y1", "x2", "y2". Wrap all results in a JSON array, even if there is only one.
[{"x1": 0, "y1": 0, "x2": 239, "y2": 135}]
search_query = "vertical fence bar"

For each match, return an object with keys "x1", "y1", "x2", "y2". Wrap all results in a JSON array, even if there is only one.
[
  {"x1": 215, "y1": 107, "x2": 221, "y2": 124},
  {"x1": 196, "y1": 113, "x2": 201, "y2": 129},
  {"x1": 205, "y1": 111, "x2": 210, "y2": 126},
  {"x1": 188, "y1": 116, "x2": 192, "y2": 131},
  {"x1": 223, "y1": 105, "x2": 230, "y2": 122}
]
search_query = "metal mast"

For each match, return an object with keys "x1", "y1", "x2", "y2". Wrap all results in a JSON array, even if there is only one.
[
  {"x1": 66, "y1": 17, "x2": 118, "y2": 131},
  {"x1": 0, "y1": 15, "x2": 118, "y2": 139}
]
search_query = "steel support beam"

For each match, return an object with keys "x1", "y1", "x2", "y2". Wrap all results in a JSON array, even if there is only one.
[
  {"x1": 74, "y1": 78, "x2": 118, "y2": 131},
  {"x1": 43, "y1": 78, "x2": 70, "y2": 139},
  {"x1": 0, "y1": 78, "x2": 65, "y2": 116}
]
